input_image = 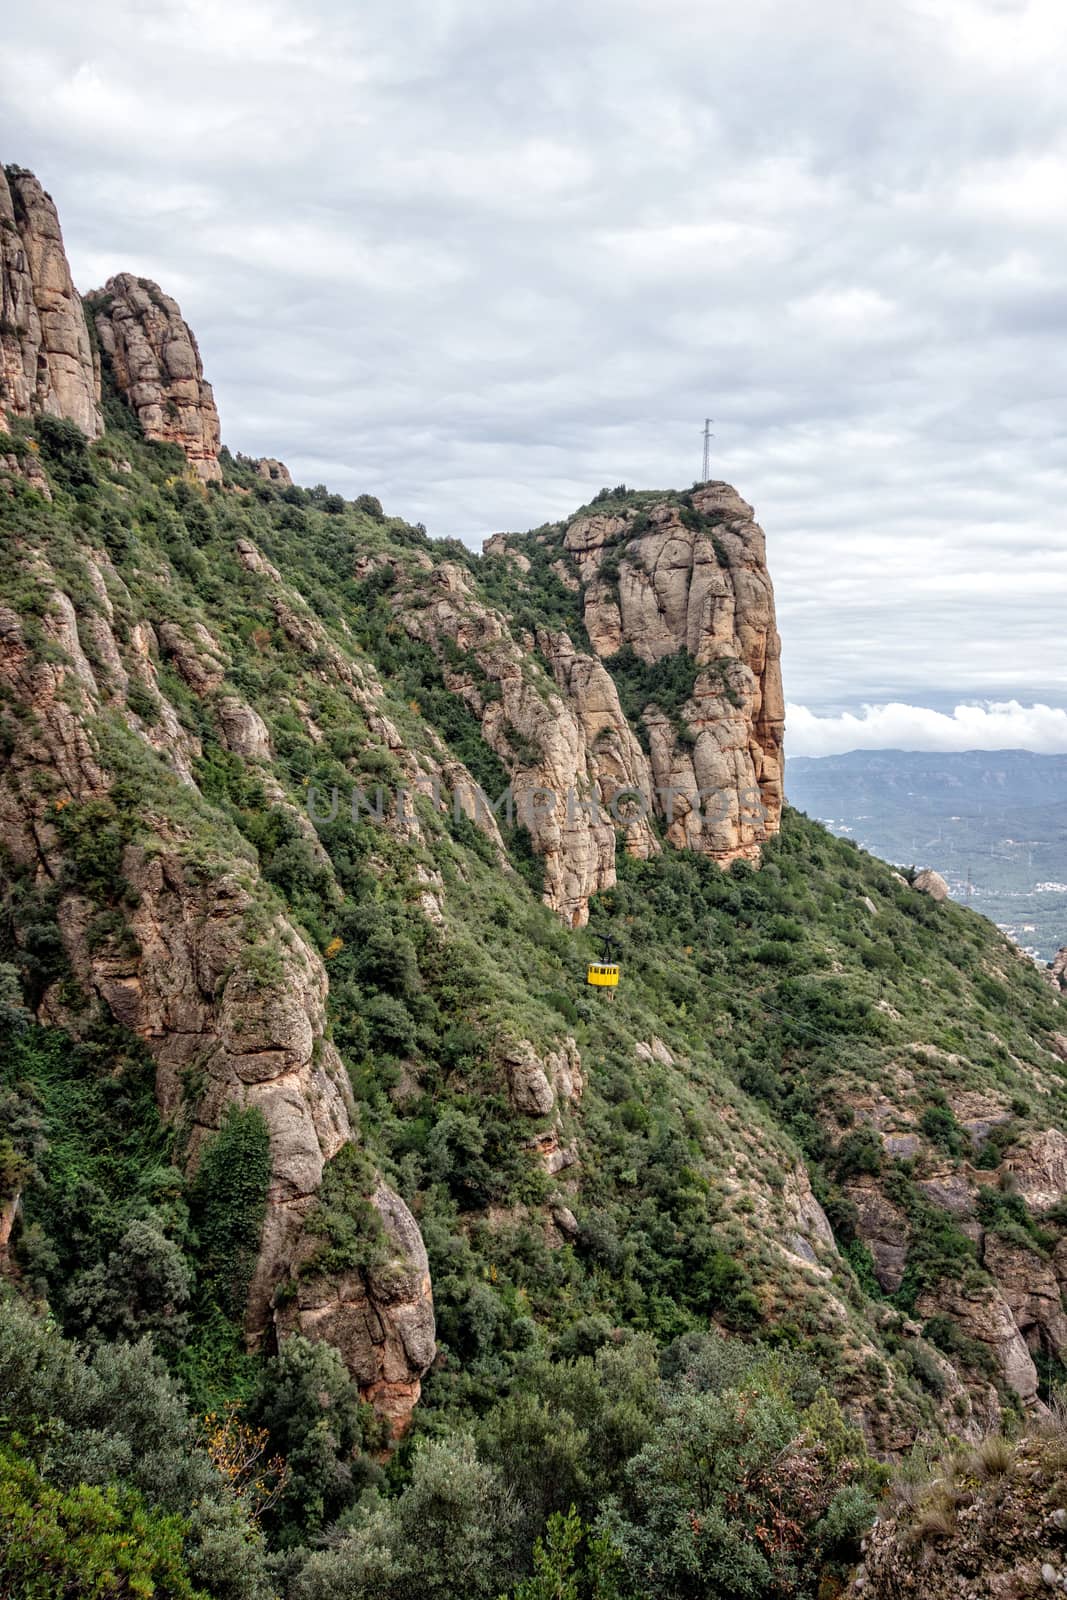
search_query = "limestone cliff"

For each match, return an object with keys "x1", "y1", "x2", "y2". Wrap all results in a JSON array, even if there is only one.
[
  {"x1": 398, "y1": 560, "x2": 658, "y2": 926},
  {"x1": 89, "y1": 273, "x2": 221, "y2": 481},
  {"x1": 561, "y1": 483, "x2": 784, "y2": 861},
  {"x1": 0, "y1": 545, "x2": 434, "y2": 1430},
  {"x1": 0, "y1": 164, "x2": 102, "y2": 439}
]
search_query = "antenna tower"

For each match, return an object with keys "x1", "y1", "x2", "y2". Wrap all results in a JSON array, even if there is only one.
[{"x1": 701, "y1": 418, "x2": 714, "y2": 482}]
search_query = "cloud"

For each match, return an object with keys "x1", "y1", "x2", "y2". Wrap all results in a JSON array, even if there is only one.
[
  {"x1": 787, "y1": 700, "x2": 1067, "y2": 757},
  {"x1": 1, "y1": 0, "x2": 1066, "y2": 727}
]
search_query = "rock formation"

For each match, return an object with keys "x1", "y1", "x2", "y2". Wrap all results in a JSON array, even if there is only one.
[
  {"x1": 90, "y1": 273, "x2": 221, "y2": 481},
  {"x1": 0, "y1": 551, "x2": 434, "y2": 1429},
  {"x1": 562, "y1": 483, "x2": 784, "y2": 863},
  {"x1": 1049, "y1": 944, "x2": 1067, "y2": 993},
  {"x1": 913, "y1": 867, "x2": 950, "y2": 901},
  {"x1": 397, "y1": 485, "x2": 784, "y2": 923},
  {"x1": 0, "y1": 164, "x2": 102, "y2": 439},
  {"x1": 252, "y1": 456, "x2": 292, "y2": 487},
  {"x1": 277, "y1": 1182, "x2": 437, "y2": 1436}
]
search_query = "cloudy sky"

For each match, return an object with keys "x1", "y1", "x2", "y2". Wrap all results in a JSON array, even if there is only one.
[{"x1": 2, "y1": 0, "x2": 1066, "y2": 753}]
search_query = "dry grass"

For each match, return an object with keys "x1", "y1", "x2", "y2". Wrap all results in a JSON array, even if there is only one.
[{"x1": 962, "y1": 1433, "x2": 1015, "y2": 1480}]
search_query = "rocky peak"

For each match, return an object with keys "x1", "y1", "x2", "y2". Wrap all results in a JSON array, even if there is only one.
[
  {"x1": 89, "y1": 272, "x2": 221, "y2": 481},
  {"x1": 0, "y1": 163, "x2": 102, "y2": 439},
  {"x1": 554, "y1": 484, "x2": 783, "y2": 867}
]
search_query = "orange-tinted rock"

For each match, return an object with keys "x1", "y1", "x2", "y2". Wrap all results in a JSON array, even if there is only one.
[
  {"x1": 91, "y1": 273, "x2": 221, "y2": 481},
  {"x1": 0, "y1": 165, "x2": 102, "y2": 438}
]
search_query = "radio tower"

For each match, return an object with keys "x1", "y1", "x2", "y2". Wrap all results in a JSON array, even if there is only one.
[{"x1": 701, "y1": 418, "x2": 714, "y2": 482}]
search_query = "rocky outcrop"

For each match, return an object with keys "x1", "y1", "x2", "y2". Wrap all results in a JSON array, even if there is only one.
[
  {"x1": 90, "y1": 273, "x2": 221, "y2": 481},
  {"x1": 1003, "y1": 1129, "x2": 1067, "y2": 1212},
  {"x1": 1049, "y1": 945, "x2": 1067, "y2": 994},
  {"x1": 852, "y1": 1430, "x2": 1067, "y2": 1600},
  {"x1": 913, "y1": 868, "x2": 950, "y2": 902},
  {"x1": 563, "y1": 484, "x2": 784, "y2": 865},
  {"x1": 253, "y1": 457, "x2": 292, "y2": 487},
  {"x1": 1, "y1": 448, "x2": 52, "y2": 499},
  {"x1": 983, "y1": 1233, "x2": 1067, "y2": 1362},
  {"x1": 845, "y1": 1177, "x2": 910, "y2": 1293},
  {"x1": 916, "y1": 1281, "x2": 1040, "y2": 1407},
  {"x1": 505, "y1": 1036, "x2": 583, "y2": 1116},
  {"x1": 399, "y1": 486, "x2": 783, "y2": 919},
  {"x1": 277, "y1": 1182, "x2": 436, "y2": 1437},
  {"x1": 0, "y1": 165, "x2": 102, "y2": 438}
]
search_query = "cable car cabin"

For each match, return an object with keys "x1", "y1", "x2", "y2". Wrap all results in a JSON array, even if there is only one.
[{"x1": 587, "y1": 962, "x2": 620, "y2": 988}]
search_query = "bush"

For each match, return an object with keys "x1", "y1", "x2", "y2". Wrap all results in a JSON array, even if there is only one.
[{"x1": 0, "y1": 1445, "x2": 206, "y2": 1600}]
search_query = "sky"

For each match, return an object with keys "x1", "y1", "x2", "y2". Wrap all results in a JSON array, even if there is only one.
[{"x1": 2, "y1": 0, "x2": 1066, "y2": 755}]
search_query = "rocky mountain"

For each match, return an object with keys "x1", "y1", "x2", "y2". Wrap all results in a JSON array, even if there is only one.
[
  {"x1": 0, "y1": 165, "x2": 102, "y2": 440},
  {"x1": 2, "y1": 160, "x2": 1067, "y2": 1599}
]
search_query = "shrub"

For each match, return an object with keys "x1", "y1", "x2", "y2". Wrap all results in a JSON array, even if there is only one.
[{"x1": 0, "y1": 1445, "x2": 206, "y2": 1600}]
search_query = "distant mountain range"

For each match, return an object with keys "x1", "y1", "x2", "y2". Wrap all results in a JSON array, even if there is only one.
[{"x1": 786, "y1": 749, "x2": 1067, "y2": 963}]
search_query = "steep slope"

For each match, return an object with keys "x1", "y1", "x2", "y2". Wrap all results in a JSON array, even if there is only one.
[{"x1": 1, "y1": 162, "x2": 1067, "y2": 1596}]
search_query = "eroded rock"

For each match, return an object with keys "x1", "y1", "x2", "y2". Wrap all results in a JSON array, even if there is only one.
[
  {"x1": 91, "y1": 273, "x2": 221, "y2": 481},
  {"x1": 0, "y1": 165, "x2": 102, "y2": 438}
]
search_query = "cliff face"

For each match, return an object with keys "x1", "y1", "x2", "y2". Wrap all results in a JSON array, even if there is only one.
[
  {"x1": 475, "y1": 483, "x2": 785, "y2": 919},
  {"x1": 394, "y1": 483, "x2": 784, "y2": 927},
  {"x1": 0, "y1": 557, "x2": 434, "y2": 1429},
  {"x1": 562, "y1": 483, "x2": 784, "y2": 862},
  {"x1": 4, "y1": 161, "x2": 1067, "y2": 1470},
  {"x1": 0, "y1": 165, "x2": 102, "y2": 439},
  {"x1": 90, "y1": 273, "x2": 222, "y2": 481}
]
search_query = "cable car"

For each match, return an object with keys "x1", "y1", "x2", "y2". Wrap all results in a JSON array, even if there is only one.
[{"x1": 587, "y1": 934, "x2": 620, "y2": 992}]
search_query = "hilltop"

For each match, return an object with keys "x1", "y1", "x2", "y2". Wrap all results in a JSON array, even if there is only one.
[{"x1": 2, "y1": 160, "x2": 1067, "y2": 1599}]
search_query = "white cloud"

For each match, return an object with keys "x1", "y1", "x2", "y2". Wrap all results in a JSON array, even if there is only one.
[
  {"x1": 3, "y1": 0, "x2": 1067, "y2": 718},
  {"x1": 787, "y1": 700, "x2": 1067, "y2": 757}
]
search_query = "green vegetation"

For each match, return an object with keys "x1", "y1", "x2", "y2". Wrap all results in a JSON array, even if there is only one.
[{"x1": 1, "y1": 391, "x2": 1065, "y2": 1598}]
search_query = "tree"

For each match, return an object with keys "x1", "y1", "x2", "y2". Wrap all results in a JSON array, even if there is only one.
[
  {"x1": 500, "y1": 1507, "x2": 622, "y2": 1600},
  {"x1": 292, "y1": 1435, "x2": 523, "y2": 1600},
  {"x1": 66, "y1": 1218, "x2": 192, "y2": 1351},
  {"x1": 0, "y1": 1445, "x2": 207, "y2": 1600},
  {"x1": 246, "y1": 1335, "x2": 382, "y2": 1546},
  {"x1": 599, "y1": 1375, "x2": 878, "y2": 1600}
]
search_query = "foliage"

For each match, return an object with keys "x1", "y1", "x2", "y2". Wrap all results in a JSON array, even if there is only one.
[
  {"x1": 246, "y1": 1335, "x2": 385, "y2": 1547},
  {"x1": 182, "y1": 1107, "x2": 272, "y2": 1407},
  {"x1": 0, "y1": 1294, "x2": 274, "y2": 1599},
  {"x1": 0, "y1": 1444, "x2": 208, "y2": 1600}
]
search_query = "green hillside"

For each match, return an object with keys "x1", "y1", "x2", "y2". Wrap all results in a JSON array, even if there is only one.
[{"x1": 2, "y1": 406, "x2": 1066, "y2": 1599}]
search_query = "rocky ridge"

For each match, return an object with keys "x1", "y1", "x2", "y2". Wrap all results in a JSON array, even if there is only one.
[
  {"x1": 2, "y1": 161, "x2": 1067, "y2": 1465},
  {"x1": 0, "y1": 165, "x2": 102, "y2": 440},
  {"x1": 90, "y1": 273, "x2": 222, "y2": 482}
]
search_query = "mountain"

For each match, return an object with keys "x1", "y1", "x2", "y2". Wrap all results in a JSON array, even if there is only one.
[
  {"x1": 788, "y1": 749, "x2": 1067, "y2": 962},
  {"x1": 2, "y1": 161, "x2": 1067, "y2": 1600}
]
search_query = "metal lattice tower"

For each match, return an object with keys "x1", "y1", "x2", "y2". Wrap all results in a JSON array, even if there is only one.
[{"x1": 701, "y1": 418, "x2": 714, "y2": 482}]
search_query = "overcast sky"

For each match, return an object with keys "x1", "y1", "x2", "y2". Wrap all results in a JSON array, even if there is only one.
[{"x1": 3, "y1": 0, "x2": 1066, "y2": 753}]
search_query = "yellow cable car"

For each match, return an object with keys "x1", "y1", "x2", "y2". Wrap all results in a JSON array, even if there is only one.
[{"x1": 587, "y1": 962, "x2": 620, "y2": 988}]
